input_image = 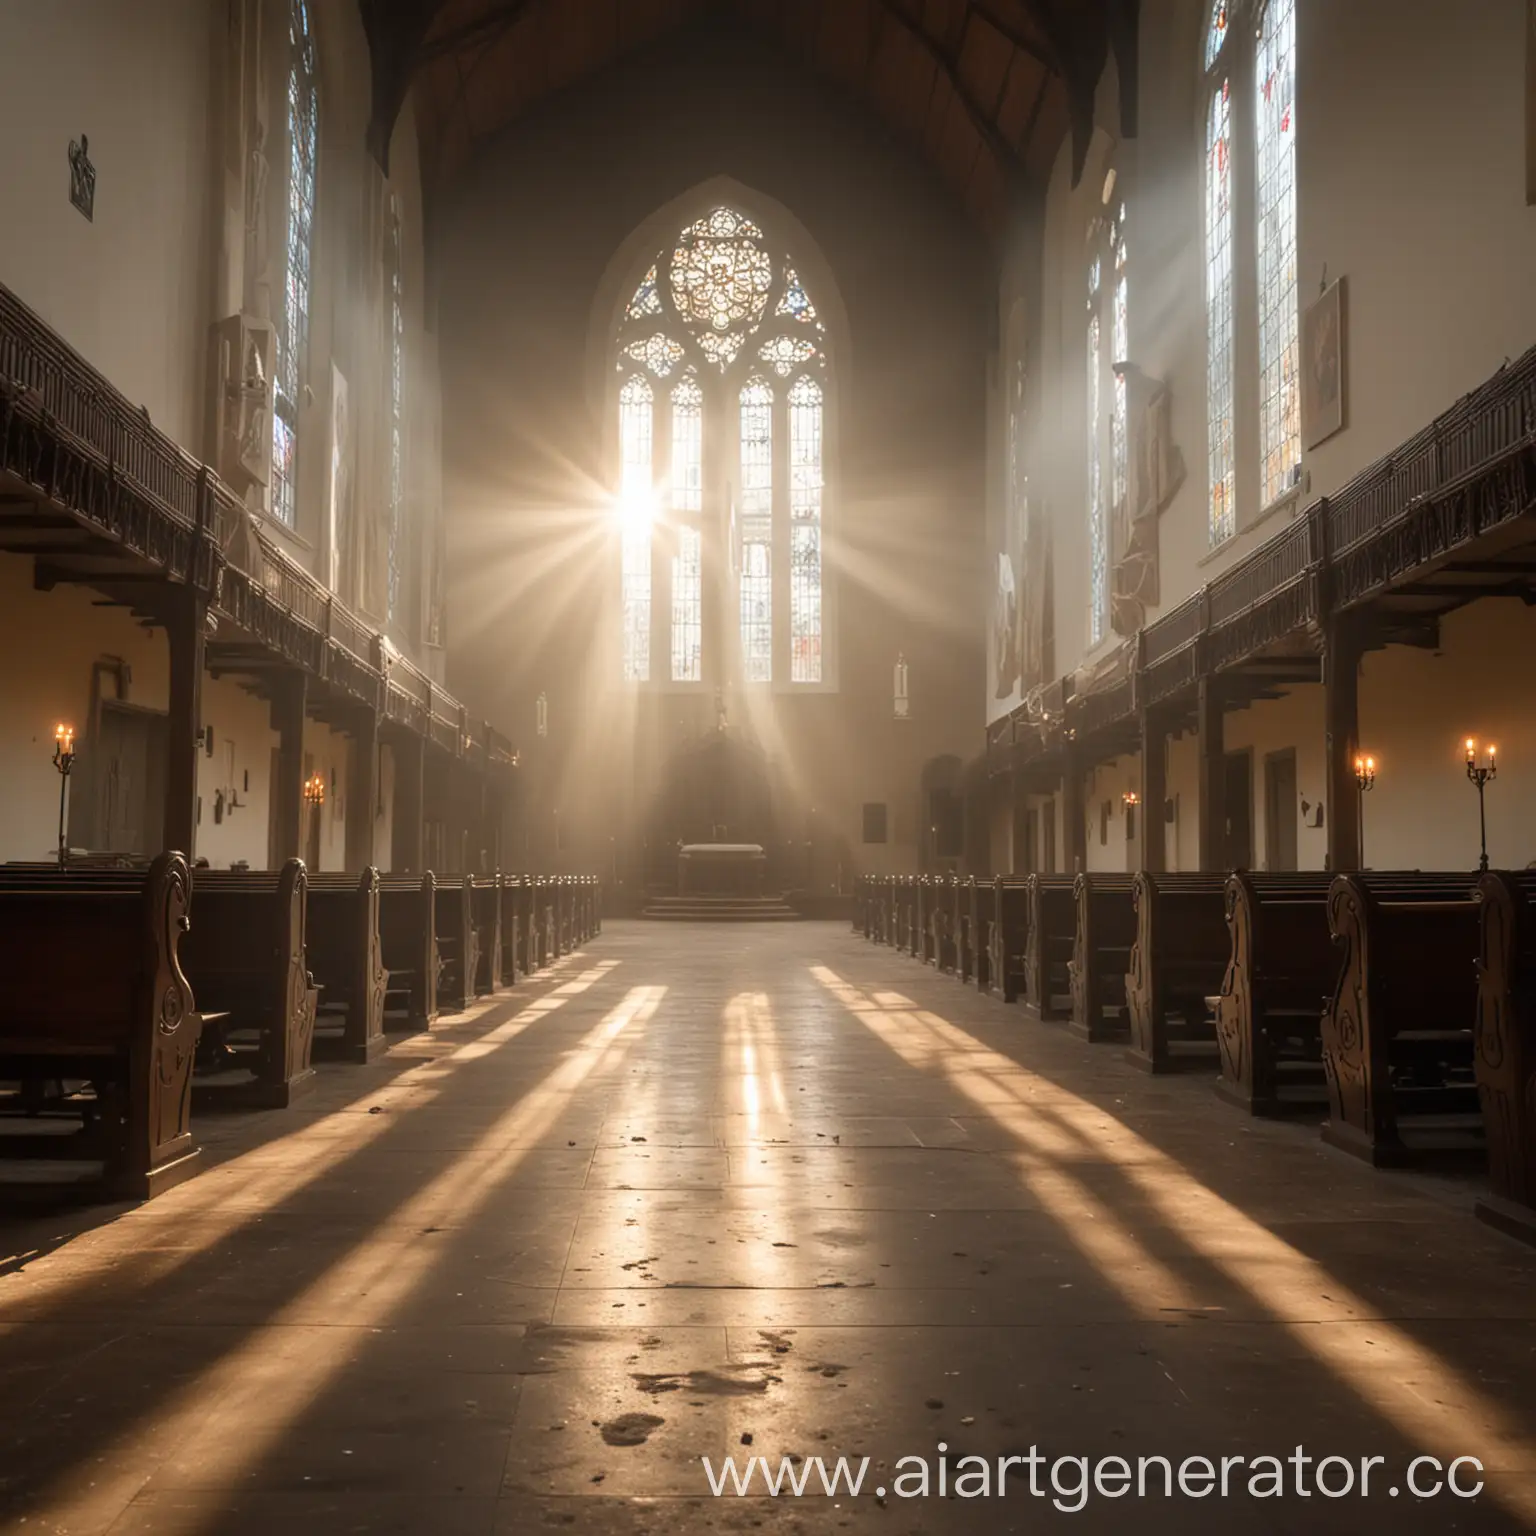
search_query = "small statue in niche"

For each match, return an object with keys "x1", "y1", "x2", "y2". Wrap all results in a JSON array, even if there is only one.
[{"x1": 1110, "y1": 363, "x2": 1186, "y2": 636}]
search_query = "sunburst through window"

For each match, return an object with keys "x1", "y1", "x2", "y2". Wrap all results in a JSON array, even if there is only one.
[
  {"x1": 271, "y1": 0, "x2": 318, "y2": 528},
  {"x1": 614, "y1": 206, "x2": 829, "y2": 686}
]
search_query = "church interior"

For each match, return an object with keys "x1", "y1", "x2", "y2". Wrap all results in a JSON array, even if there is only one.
[{"x1": 2, "y1": 0, "x2": 1536, "y2": 1529}]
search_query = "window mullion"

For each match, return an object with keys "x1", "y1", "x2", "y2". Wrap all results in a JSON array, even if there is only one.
[
  {"x1": 1230, "y1": 28, "x2": 1264, "y2": 531},
  {"x1": 771, "y1": 388, "x2": 789, "y2": 685},
  {"x1": 654, "y1": 389, "x2": 674, "y2": 685}
]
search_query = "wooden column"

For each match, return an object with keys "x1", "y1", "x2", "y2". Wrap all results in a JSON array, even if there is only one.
[
  {"x1": 1010, "y1": 769, "x2": 1030, "y2": 874},
  {"x1": 163, "y1": 586, "x2": 207, "y2": 860},
  {"x1": 1061, "y1": 744, "x2": 1087, "y2": 875},
  {"x1": 1140, "y1": 707, "x2": 1167, "y2": 874},
  {"x1": 1325, "y1": 615, "x2": 1363, "y2": 873},
  {"x1": 1197, "y1": 678, "x2": 1226, "y2": 872},
  {"x1": 392, "y1": 732, "x2": 426, "y2": 873},
  {"x1": 270, "y1": 671, "x2": 307, "y2": 865},
  {"x1": 345, "y1": 706, "x2": 379, "y2": 873}
]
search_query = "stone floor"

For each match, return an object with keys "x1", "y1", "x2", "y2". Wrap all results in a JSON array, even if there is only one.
[{"x1": 2, "y1": 920, "x2": 1535, "y2": 1535}]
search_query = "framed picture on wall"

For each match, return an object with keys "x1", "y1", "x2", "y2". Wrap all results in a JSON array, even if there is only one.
[{"x1": 1301, "y1": 277, "x2": 1346, "y2": 450}]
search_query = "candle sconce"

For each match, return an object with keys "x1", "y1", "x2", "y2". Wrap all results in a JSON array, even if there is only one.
[
  {"x1": 52, "y1": 723, "x2": 76, "y2": 867},
  {"x1": 303, "y1": 772, "x2": 326, "y2": 808},
  {"x1": 1122, "y1": 789, "x2": 1139, "y2": 839},
  {"x1": 1353, "y1": 753, "x2": 1375, "y2": 867},
  {"x1": 1465, "y1": 737, "x2": 1497, "y2": 872}
]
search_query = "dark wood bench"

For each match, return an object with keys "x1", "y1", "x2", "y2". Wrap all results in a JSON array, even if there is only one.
[
  {"x1": 917, "y1": 876, "x2": 949, "y2": 969},
  {"x1": 1475, "y1": 870, "x2": 1536, "y2": 1242},
  {"x1": 989, "y1": 876, "x2": 1031, "y2": 1002},
  {"x1": 186, "y1": 861, "x2": 317, "y2": 1108},
  {"x1": 894, "y1": 876, "x2": 919, "y2": 956},
  {"x1": 1126, "y1": 872, "x2": 1228, "y2": 1072},
  {"x1": 433, "y1": 875, "x2": 477, "y2": 1011},
  {"x1": 1024, "y1": 874, "x2": 1076, "y2": 1021},
  {"x1": 1069, "y1": 873, "x2": 1137, "y2": 1043},
  {"x1": 0, "y1": 851, "x2": 202, "y2": 1199},
  {"x1": 305, "y1": 870, "x2": 387, "y2": 1063},
  {"x1": 1214, "y1": 873, "x2": 1338, "y2": 1114},
  {"x1": 469, "y1": 875, "x2": 503, "y2": 995},
  {"x1": 498, "y1": 874, "x2": 526, "y2": 984},
  {"x1": 965, "y1": 878, "x2": 990, "y2": 991},
  {"x1": 1321, "y1": 871, "x2": 1481, "y2": 1165},
  {"x1": 378, "y1": 872, "x2": 438, "y2": 1031}
]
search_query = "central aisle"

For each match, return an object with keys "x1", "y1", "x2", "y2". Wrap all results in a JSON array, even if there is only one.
[{"x1": 2, "y1": 920, "x2": 1534, "y2": 1534}]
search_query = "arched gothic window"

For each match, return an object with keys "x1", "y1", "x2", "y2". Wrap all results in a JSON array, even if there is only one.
[
  {"x1": 1202, "y1": 0, "x2": 1300, "y2": 546},
  {"x1": 386, "y1": 195, "x2": 405, "y2": 625},
  {"x1": 613, "y1": 208, "x2": 829, "y2": 686},
  {"x1": 1085, "y1": 193, "x2": 1127, "y2": 647},
  {"x1": 271, "y1": 0, "x2": 318, "y2": 528}
]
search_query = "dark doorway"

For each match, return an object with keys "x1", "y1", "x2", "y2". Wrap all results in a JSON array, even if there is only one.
[
  {"x1": 1041, "y1": 797, "x2": 1057, "y2": 874},
  {"x1": 1263, "y1": 749, "x2": 1299, "y2": 871},
  {"x1": 1223, "y1": 749, "x2": 1253, "y2": 871},
  {"x1": 92, "y1": 702, "x2": 166, "y2": 856}
]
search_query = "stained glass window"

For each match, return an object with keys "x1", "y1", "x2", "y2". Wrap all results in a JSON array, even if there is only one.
[
  {"x1": 386, "y1": 199, "x2": 405, "y2": 625},
  {"x1": 624, "y1": 333, "x2": 687, "y2": 378},
  {"x1": 628, "y1": 264, "x2": 663, "y2": 318},
  {"x1": 1256, "y1": 0, "x2": 1300, "y2": 507},
  {"x1": 1204, "y1": 78, "x2": 1236, "y2": 545},
  {"x1": 619, "y1": 375, "x2": 653, "y2": 682},
  {"x1": 759, "y1": 336, "x2": 818, "y2": 376},
  {"x1": 671, "y1": 375, "x2": 703, "y2": 683},
  {"x1": 739, "y1": 378, "x2": 774, "y2": 684},
  {"x1": 1086, "y1": 255, "x2": 1107, "y2": 648},
  {"x1": 1204, "y1": 0, "x2": 1229, "y2": 68},
  {"x1": 670, "y1": 209, "x2": 773, "y2": 332},
  {"x1": 613, "y1": 207, "x2": 832, "y2": 687},
  {"x1": 789, "y1": 376, "x2": 823, "y2": 683},
  {"x1": 271, "y1": 0, "x2": 318, "y2": 528}
]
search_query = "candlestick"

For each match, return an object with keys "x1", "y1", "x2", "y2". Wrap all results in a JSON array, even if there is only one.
[{"x1": 1464, "y1": 737, "x2": 1497, "y2": 872}]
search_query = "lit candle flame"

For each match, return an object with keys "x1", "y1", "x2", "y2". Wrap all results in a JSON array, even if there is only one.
[{"x1": 54, "y1": 723, "x2": 74, "y2": 752}]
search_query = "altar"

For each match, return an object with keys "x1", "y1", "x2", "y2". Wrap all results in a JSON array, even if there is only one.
[{"x1": 678, "y1": 842, "x2": 766, "y2": 898}]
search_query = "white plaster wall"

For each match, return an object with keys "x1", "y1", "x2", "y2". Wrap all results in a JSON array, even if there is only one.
[
  {"x1": 300, "y1": 719, "x2": 351, "y2": 873},
  {"x1": 1165, "y1": 727, "x2": 1200, "y2": 873},
  {"x1": 1221, "y1": 687, "x2": 1328, "y2": 870},
  {"x1": 1297, "y1": 0, "x2": 1536, "y2": 501},
  {"x1": 1359, "y1": 600, "x2": 1536, "y2": 872},
  {"x1": 194, "y1": 674, "x2": 277, "y2": 869},
  {"x1": 0, "y1": 554, "x2": 169, "y2": 862},
  {"x1": 0, "y1": 0, "x2": 216, "y2": 449},
  {"x1": 1085, "y1": 753, "x2": 1140, "y2": 872}
]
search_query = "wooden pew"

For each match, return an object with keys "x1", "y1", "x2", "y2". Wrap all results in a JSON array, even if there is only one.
[
  {"x1": 434, "y1": 875, "x2": 477, "y2": 1011},
  {"x1": 894, "y1": 877, "x2": 919, "y2": 956},
  {"x1": 1069, "y1": 873, "x2": 1137, "y2": 1043},
  {"x1": 989, "y1": 876, "x2": 1031, "y2": 1002},
  {"x1": 0, "y1": 851, "x2": 202, "y2": 1198},
  {"x1": 1215, "y1": 873, "x2": 1338, "y2": 1114},
  {"x1": 498, "y1": 875, "x2": 525, "y2": 985},
  {"x1": 1321, "y1": 872, "x2": 1481, "y2": 1165},
  {"x1": 1475, "y1": 871, "x2": 1536, "y2": 1242},
  {"x1": 966, "y1": 878, "x2": 991, "y2": 991},
  {"x1": 469, "y1": 875, "x2": 502, "y2": 996},
  {"x1": 1023, "y1": 874, "x2": 1075, "y2": 1021},
  {"x1": 306, "y1": 870, "x2": 387, "y2": 1063},
  {"x1": 1125, "y1": 872, "x2": 1227, "y2": 1072},
  {"x1": 378, "y1": 873, "x2": 438, "y2": 1031},
  {"x1": 186, "y1": 861, "x2": 317, "y2": 1108}
]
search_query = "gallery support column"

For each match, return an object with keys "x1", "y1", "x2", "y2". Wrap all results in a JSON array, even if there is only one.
[
  {"x1": 1061, "y1": 743, "x2": 1087, "y2": 876},
  {"x1": 1325, "y1": 614, "x2": 1364, "y2": 874},
  {"x1": 392, "y1": 732, "x2": 425, "y2": 873},
  {"x1": 1140, "y1": 707, "x2": 1167, "y2": 873},
  {"x1": 163, "y1": 585, "x2": 208, "y2": 861},
  {"x1": 270, "y1": 670, "x2": 307, "y2": 865},
  {"x1": 1197, "y1": 678, "x2": 1226, "y2": 873},
  {"x1": 345, "y1": 705, "x2": 379, "y2": 873}
]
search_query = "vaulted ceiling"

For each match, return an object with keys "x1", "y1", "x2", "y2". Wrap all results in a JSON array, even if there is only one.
[{"x1": 359, "y1": 0, "x2": 1139, "y2": 238}]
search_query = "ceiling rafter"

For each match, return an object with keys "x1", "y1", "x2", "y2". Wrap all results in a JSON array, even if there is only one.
[
  {"x1": 359, "y1": 0, "x2": 1136, "y2": 232},
  {"x1": 868, "y1": 0, "x2": 1026, "y2": 173}
]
